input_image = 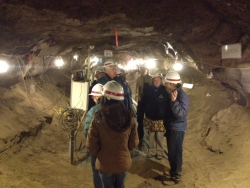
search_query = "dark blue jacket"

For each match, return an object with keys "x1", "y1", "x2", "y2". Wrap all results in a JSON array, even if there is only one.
[
  {"x1": 142, "y1": 85, "x2": 169, "y2": 120},
  {"x1": 97, "y1": 74, "x2": 132, "y2": 110},
  {"x1": 164, "y1": 86, "x2": 189, "y2": 131}
]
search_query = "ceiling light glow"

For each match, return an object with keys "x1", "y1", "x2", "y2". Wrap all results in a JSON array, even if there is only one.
[
  {"x1": 124, "y1": 59, "x2": 138, "y2": 70},
  {"x1": 73, "y1": 54, "x2": 78, "y2": 60},
  {"x1": 173, "y1": 62, "x2": 183, "y2": 71},
  {"x1": 145, "y1": 59, "x2": 156, "y2": 69},
  {"x1": 55, "y1": 56, "x2": 64, "y2": 67},
  {"x1": 0, "y1": 60, "x2": 9, "y2": 73}
]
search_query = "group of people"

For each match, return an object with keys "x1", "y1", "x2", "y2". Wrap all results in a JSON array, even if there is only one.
[
  {"x1": 84, "y1": 59, "x2": 189, "y2": 187},
  {"x1": 136, "y1": 67, "x2": 189, "y2": 184}
]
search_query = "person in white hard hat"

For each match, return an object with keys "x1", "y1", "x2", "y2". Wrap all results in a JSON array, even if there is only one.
[
  {"x1": 87, "y1": 80, "x2": 139, "y2": 188},
  {"x1": 103, "y1": 59, "x2": 117, "y2": 79},
  {"x1": 163, "y1": 70, "x2": 189, "y2": 184},
  {"x1": 141, "y1": 73, "x2": 168, "y2": 160},
  {"x1": 95, "y1": 69, "x2": 106, "y2": 79},
  {"x1": 98, "y1": 59, "x2": 132, "y2": 111},
  {"x1": 88, "y1": 68, "x2": 105, "y2": 111},
  {"x1": 84, "y1": 83, "x2": 103, "y2": 188},
  {"x1": 135, "y1": 65, "x2": 152, "y2": 141},
  {"x1": 85, "y1": 83, "x2": 103, "y2": 137}
]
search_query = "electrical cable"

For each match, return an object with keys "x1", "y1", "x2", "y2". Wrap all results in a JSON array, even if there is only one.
[
  {"x1": 59, "y1": 108, "x2": 80, "y2": 132},
  {"x1": 16, "y1": 56, "x2": 66, "y2": 112},
  {"x1": 15, "y1": 55, "x2": 70, "y2": 114},
  {"x1": 16, "y1": 56, "x2": 36, "y2": 108}
]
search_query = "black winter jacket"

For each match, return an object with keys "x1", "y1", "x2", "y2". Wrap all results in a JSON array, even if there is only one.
[{"x1": 142, "y1": 85, "x2": 169, "y2": 120}]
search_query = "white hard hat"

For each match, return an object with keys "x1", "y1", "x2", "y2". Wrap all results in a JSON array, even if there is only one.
[
  {"x1": 94, "y1": 68, "x2": 105, "y2": 75},
  {"x1": 103, "y1": 80, "x2": 124, "y2": 100},
  {"x1": 164, "y1": 71, "x2": 182, "y2": 84},
  {"x1": 89, "y1": 84, "x2": 103, "y2": 96},
  {"x1": 104, "y1": 59, "x2": 116, "y2": 68},
  {"x1": 152, "y1": 73, "x2": 163, "y2": 79}
]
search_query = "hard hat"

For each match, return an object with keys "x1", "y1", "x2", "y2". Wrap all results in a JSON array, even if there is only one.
[
  {"x1": 164, "y1": 71, "x2": 182, "y2": 84},
  {"x1": 152, "y1": 73, "x2": 163, "y2": 79},
  {"x1": 94, "y1": 68, "x2": 105, "y2": 75},
  {"x1": 104, "y1": 59, "x2": 116, "y2": 68},
  {"x1": 103, "y1": 80, "x2": 124, "y2": 100},
  {"x1": 89, "y1": 84, "x2": 103, "y2": 96},
  {"x1": 116, "y1": 68, "x2": 127, "y2": 75}
]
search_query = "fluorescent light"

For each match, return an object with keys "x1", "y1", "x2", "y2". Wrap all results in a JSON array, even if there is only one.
[
  {"x1": 124, "y1": 59, "x2": 138, "y2": 70},
  {"x1": 0, "y1": 60, "x2": 9, "y2": 73},
  {"x1": 73, "y1": 54, "x2": 78, "y2": 60},
  {"x1": 145, "y1": 59, "x2": 156, "y2": 69},
  {"x1": 55, "y1": 56, "x2": 64, "y2": 67},
  {"x1": 173, "y1": 62, "x2": 183, "y2": 71},
  {"x1": 90, "y1": 56, "x2": 99, "y2": 63}
]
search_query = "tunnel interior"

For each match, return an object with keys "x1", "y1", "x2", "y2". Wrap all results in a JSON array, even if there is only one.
[{"x1": 1, "y1": 0, "x2": 250, "y2": 187}]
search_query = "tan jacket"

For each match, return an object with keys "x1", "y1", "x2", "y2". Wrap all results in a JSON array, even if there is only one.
[
  {"x1": 136, "y1": 74, "x2": 152, "y2": 101},
  {"x1": 86, "y1": 102, "x2": 139, "y2": 174}
]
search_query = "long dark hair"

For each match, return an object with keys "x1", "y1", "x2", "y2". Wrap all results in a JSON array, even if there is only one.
[{"x1": 100, "y1": 96, "x2": 124, "y2": 107}]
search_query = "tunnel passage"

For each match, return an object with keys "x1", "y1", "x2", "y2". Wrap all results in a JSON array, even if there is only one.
[
  {"x1": 212, "y1": 68, "x2": 249, "y2": 107},
  {"x1": 221, "y1": 82, "x2": 247, "y2": 107}
]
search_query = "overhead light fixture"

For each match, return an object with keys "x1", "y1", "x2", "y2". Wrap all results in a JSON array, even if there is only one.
[
  {"x1": 124, "y1": 59, "x2": 138, "y2": 70},
  {"x1": 90, "y1": 56, "x2": 99, "y2": 67},
  {"x1": 173, "y1": 62, "x2": 183, "y2": 71},
  {"x1": 145, "y1": 59, "x2": 156, "y2": 69},
  {"x1": 55, "y1": 56, "x2": 64, "y2": 67},
  {"x1": 117, "y1": 64, "x2": 124, "y2": 69},
  {"x1": 73, "y1": 54, "x2": 78, "y2": 61},
  {"x1": 0, "y1": 60, "x2": 9, "y2": 73},
  {"x1": 90, "y1": 56, "x2": 99, "y2": 63}
]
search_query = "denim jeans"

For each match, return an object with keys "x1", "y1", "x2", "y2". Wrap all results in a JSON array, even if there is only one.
[
  {"x1": 90, "y1": 155, "x2": 103, "y2": 188},
  {"x1": 99, "y1": 171, "x2": 127, "y2": 188},
  {"x1": 166, "y1": 130, "x2": 185, "y2": 178}
]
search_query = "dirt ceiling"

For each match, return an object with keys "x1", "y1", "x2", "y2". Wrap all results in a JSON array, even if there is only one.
[{"x1": 0, "y1": 0, "x2": 250, "y2": 103}]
